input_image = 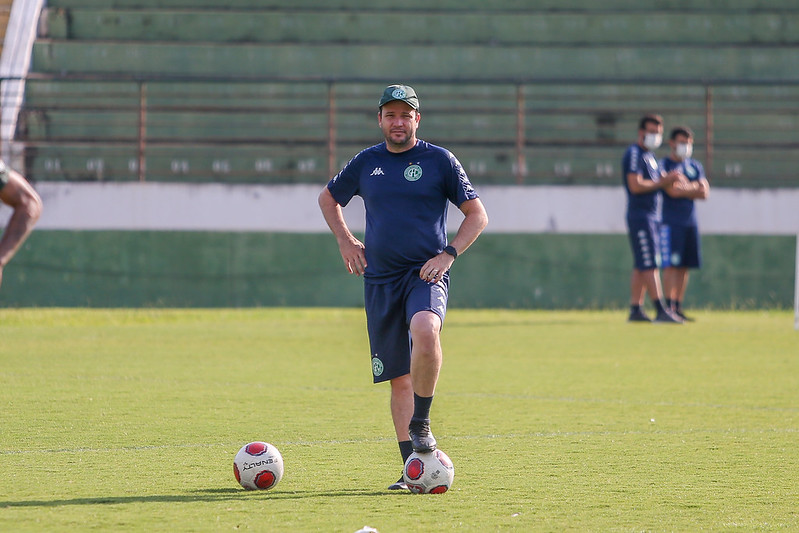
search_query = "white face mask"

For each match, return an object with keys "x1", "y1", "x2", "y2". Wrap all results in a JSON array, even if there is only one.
[
  {"x1": 643, "y1": 132, "x2": 662, "y2": 151},
  {"x1": 675, "y1": 142, "x2": 693, "y2": 160}
]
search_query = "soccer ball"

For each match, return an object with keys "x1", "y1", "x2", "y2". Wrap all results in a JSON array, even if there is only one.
[
  {"x1": 403, "y1": 449, "x2": 455, "y2": 494},
  {"x1": 233, "y1": 441, "x2": 284, "y2": 490}
]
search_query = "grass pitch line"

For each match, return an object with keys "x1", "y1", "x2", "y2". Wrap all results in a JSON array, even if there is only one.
[
  {"x1": 0, "y1": 437, "x2": 400, "y2": 456},
  {"x1": 446, "y1": 391, "x2": 799, "y2": 413},
  {"x1": 3, "y1": 427, "x2": 796, "y2": 456}
]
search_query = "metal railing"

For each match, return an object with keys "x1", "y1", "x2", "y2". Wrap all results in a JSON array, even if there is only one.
[{"x1": 4, "y1": 75, "x2": 799, "y2": 187}]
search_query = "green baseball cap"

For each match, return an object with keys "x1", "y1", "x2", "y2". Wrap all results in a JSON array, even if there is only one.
[{"x1": 378, "y1": 84, "x2": 419, "y2": 110}]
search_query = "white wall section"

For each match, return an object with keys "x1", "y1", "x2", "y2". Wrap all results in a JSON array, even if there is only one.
[{"x1": 2, "y1": 183, "x2": 798, "y2": 235}]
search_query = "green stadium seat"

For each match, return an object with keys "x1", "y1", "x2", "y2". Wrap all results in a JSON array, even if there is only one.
[
  {"x1": 42, "y1": 8, "x2": 799, "y2": 46},
  {"x1": 31, "y1": 41, "x2": 799, "y2": 82},
  {"x1": 42, "y1": 0, "x2": 799, "y2": 12}
]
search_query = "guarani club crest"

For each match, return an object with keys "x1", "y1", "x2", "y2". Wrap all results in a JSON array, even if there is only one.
[
  {"x1": 404, "y1": 162, "x2": 423, "y2": 182},
  {"x1": 372, "y1": 356, "x2": 384, "y2": 377}
]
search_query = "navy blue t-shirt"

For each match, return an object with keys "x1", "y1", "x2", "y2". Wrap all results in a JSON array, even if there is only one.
[
  {"x1": 622, "y1": 143, "x2": 662, "y2": 221},
  {"x1": 327, "y1": 140, "x2": 478, "y2": 282},
  {"x1": 660, "y1": 156, "x2": 705, "y2": 226}
]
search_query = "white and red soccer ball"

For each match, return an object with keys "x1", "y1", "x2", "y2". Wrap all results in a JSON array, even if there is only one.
[
  {"x1": 403, "y1": 449, "x2": 455, "y2": 494},
  {"x1": 233, "y1": 441, "x2": 284, "y2": 490}
]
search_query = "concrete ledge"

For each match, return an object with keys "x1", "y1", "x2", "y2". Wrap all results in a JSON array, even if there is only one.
[{"x1": 5, "y1": 182, "x2": 798, "y2": 236}]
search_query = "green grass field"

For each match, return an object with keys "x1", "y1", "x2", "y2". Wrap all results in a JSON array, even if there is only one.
[{"x1": 1, "y1": 308, "x2": 797, "y2": 531}]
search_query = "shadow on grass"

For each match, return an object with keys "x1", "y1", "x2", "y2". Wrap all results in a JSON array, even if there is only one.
[{"x1": 0, "y1": 487, "x2": 400, "y2": 508}]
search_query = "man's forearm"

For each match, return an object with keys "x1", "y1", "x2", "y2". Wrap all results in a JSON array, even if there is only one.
[
  {"x1": 318, "y1": 188, "x2": 355, "y2": 244},
  {"x1": 449, "y1": 199, "x2": 488, "y2": 255},
  {"x1": 0, "y1": 207, "x2": 39, "y2": 267}
]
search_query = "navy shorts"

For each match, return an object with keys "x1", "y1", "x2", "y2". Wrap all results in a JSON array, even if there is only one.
[
  {"x1": 626, "y1": 217, "x2": 661, "y2": 271},
  {"x1": 660, "y1": 224, "x2": 702, "y2": 269},
  {"x1": 364, "y1": 269, "x2": 449, "y2": 383}
]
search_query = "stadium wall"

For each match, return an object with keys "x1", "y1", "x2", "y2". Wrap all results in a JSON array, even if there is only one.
[
  {"x1": 0, "y1": 184, "x2": 796, "y2": 309},
  {"x1": 1, "y1": 231, "x2": 794, "y2": 310}
]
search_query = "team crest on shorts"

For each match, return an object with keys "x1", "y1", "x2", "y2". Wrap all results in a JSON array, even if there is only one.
[
  {"x1": 404, "y1": 164, "x2": 422, "y2": 182},
  {"x1": 372, "y1": 356, "x2": 384, "y2": 377}
]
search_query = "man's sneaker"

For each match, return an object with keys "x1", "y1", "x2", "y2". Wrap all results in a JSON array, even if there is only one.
[
  {"x1": 674, "y1": 309, "x2": 695, "y2": 322},
  {"x1": 628, "y1": 308, "x2": 652, "y2": 322},
  {"x1": 387, "y1": 475, "x2": 408, "y2": 491},
  {"x1": 408, "y1": 418, "x2": 437, "y2": 453},
  {"x1": 654, "y1": 310, "x2": 684, "y2": 324}
]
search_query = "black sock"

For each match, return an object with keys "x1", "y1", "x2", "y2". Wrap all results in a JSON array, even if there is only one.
[
  {"x1": 674, "y1": 300, "x2": 683, "y2": 313},
  {"x1": 398, "y1": 440, "x2": 413, "y2": 464},
  {"x1": 654, "y1": 300, "x2": 667, "y2": 314},
  {"x1": 665, "y1": 298, "x2": 673, "y2": 310},
  {"x1": 412, "y1": 393, "x2": 433, "y2": 421},
  {"x1": 630, "y1": 304, "x2": 642, "y2": 313}
]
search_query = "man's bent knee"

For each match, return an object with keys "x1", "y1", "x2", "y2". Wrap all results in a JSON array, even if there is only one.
[
  {"x1": 410, "y1": 313, "x2": 441, "y2": 348},
  {"x1": 390, "y1": 374, "x2": 412, "y2": 391},
  {"x1": 409, "y1": 311, "x2": 442, "y2": 335}
]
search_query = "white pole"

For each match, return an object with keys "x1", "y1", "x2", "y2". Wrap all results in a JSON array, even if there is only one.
[{"x1": 795, "y1": 234, "x2": 799, "y2": 331}]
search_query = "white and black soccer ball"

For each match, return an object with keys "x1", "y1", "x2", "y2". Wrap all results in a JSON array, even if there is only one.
[
  {"x1": 233, "y1": 441, "x2": 284, "y2": 490},
  {"x1": 403, "y1": 449, "x2": 455, "y2": 494}
]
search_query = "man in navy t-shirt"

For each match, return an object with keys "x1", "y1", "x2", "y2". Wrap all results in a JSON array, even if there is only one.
[
  {"x1": 659, "y1": 126, "x2": 710, "y2": 321},
  {"x1": 319, "y1": 84, "x2": 488, "y2": 490},
  {"x1": 622, "y1": 114, "x2": 684, "y2": 323}
]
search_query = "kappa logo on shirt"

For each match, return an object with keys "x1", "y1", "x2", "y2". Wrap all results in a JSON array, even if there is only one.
[{"x1": 370, "y1": 167, "x2": 385, "y2": 176}]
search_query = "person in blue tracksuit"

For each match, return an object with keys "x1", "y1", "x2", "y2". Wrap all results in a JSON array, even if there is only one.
[
  {"x1": 659, "y1": 126, "x2": 710, "y2": 321},
  {"x1": 622, "y1": 114, "x2": 684, "y2": 323}
]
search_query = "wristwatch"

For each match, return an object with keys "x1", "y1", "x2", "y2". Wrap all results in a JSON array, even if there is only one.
[{"x1": 443, "y1": 245, "x2": 458, "y2": 259}]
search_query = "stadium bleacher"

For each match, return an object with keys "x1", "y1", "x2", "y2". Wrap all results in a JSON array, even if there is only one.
[{"x1": 13, "y1": 1, "x2": 799, "y2": 186}]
